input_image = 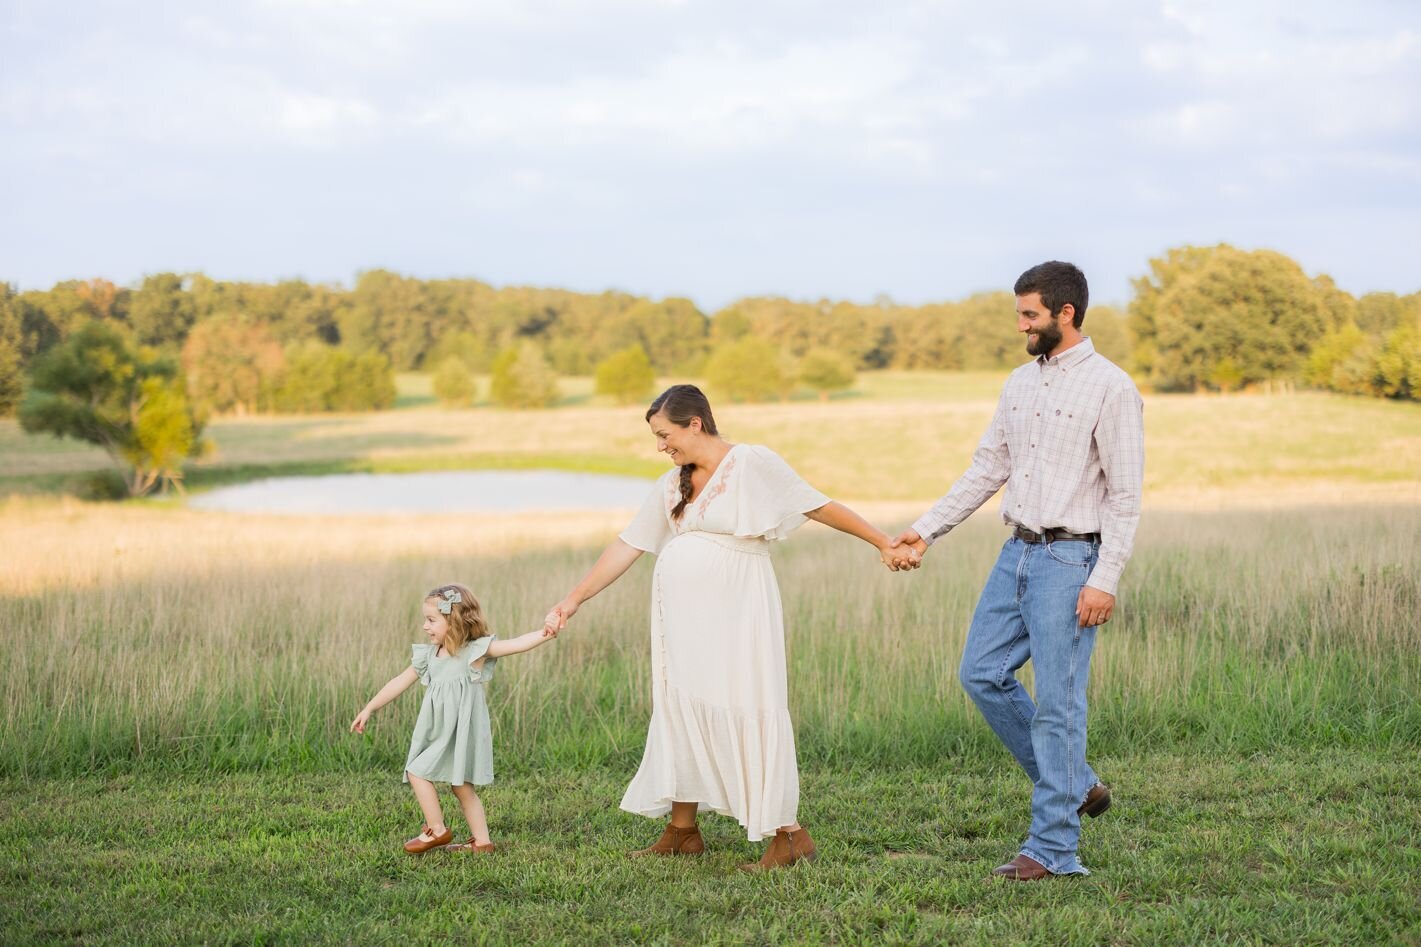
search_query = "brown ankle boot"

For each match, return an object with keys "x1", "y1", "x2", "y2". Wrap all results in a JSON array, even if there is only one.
[
  {"x1": 629, "y1": 822, "x2": 705, "y2": 857},
  {"x1": 738, "y1": 827, "x2": 818, "y2": 872}
]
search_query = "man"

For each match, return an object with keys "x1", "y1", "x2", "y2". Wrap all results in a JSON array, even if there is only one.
[{"x1": 891, "y1": 261, "x2": 1144, "y2": 880}]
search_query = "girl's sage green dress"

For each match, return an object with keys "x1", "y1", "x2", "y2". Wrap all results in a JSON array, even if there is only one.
[{"x1": 403, "y1": 636, "x2": 497, "y2": 786}]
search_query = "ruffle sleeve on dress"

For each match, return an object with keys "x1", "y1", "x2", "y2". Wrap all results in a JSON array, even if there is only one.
[
  {"x1": 620, "y1": 471, "x2": 676, "y2": 553},
  {"x1": 728, "y1": 445, "x2": 831, "y2": 542},
  {"x1": 462, "y1": 635, "x2": 498, "y2": 682},
  {"x1": 410, "y1": 643, "x2": 434, "y2": 684}
]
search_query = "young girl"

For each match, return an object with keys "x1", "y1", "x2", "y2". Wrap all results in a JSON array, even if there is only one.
[{"x1": 351, "y1": 583, "x2": 555, "y2": 854}]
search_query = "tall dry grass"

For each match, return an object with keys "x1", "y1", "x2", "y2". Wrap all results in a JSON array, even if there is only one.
[{"x1": 3, "y1": 499, "x2": 1417, "y2": 778}]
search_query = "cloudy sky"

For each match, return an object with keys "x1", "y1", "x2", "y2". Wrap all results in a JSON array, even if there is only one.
[{"x1": 2, "y1": 0, "x2": 1417, "y2": 309}]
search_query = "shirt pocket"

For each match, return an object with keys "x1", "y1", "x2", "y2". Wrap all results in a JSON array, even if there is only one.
[{"x1": 1049, "y1": 397, "x2": 1099, "y2": 468}]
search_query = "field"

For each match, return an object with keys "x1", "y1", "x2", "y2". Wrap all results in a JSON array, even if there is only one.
[{"x1": 2, "y1": 372, "x2": 1420, "y2": 944}]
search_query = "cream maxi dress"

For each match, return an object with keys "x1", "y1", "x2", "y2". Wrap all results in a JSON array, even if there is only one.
[{"x1": 617, "y1": 443, "x2": 830, "y2": 841}]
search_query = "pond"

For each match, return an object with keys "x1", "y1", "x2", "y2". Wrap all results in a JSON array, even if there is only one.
[{"x1": 187, "y1": 470, "x2": 656, "y2": 515}]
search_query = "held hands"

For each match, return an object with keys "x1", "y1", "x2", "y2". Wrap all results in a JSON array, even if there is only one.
[
  {"x1": 1076, "y1": 586, "x2": 1115, "y2": 627},
  {"x1": 543, "y1": 598, "x2": 579, "y2": 634},
  {"x1": 882, "y1": 529, "x2": 928, "y2": 572}
]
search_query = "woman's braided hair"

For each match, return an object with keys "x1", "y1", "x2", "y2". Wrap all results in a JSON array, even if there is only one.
[{"x1": 645, "y1": 384, "x2": 719, "y2": 521}]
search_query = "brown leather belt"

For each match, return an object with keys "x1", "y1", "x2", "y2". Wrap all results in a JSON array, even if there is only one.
[{"x1": 1013, "y1": 526, "x2": 1100, "y2": 544}]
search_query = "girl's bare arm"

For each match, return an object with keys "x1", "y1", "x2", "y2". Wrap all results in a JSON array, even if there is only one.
[
  {"x1": 350, "y1": 667, "x2": 419, "y2": 732},
  {"x1": 486, "y1": 629, "x2": 556, "y2": 658}
]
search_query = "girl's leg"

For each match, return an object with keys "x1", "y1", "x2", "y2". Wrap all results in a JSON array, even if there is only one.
[
  {"x1": 450, "y1": 783, "x2": 491, "y2": 845},
  {"x1": 407, "y1": 772, "x2": 447, "y2": 834}
]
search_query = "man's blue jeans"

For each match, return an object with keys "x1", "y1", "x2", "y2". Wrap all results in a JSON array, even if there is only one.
[{"x1": 959, "y1": 536, "x2": 1101, "y2": 875}]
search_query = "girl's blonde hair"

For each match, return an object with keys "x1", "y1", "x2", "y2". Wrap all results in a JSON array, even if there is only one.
[{"x1": 425, "y1": 583, "x2": 489, "y2": 654}]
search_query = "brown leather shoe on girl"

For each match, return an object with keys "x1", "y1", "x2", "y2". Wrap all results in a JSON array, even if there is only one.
[
  {"x1": 738, "y1": 827, "x2": 817, "y2": 872},
  {"x1": 445, "y1": 838, "x2": 496, "y2": 853},
  {"x1": 629, "y1": 823, "x2": 705, "y2": 857},
  {"x1": 403, "y1": 824, "x2": 454, "y2": 854}
]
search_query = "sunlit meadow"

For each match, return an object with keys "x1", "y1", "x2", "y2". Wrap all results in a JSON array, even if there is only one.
[{"x1": 2, "y1": 374, "x2": 1419, "y2": 943}]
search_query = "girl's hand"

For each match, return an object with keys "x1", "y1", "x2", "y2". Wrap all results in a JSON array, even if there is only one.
[
  {"x1": 350, "y1": 709, "x2": 372, "y2": 734},
  {"x1": 544, "y1": 598, "x2": 579, "y2": 633}
]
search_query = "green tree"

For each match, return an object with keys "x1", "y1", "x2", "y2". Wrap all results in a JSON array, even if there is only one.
[
  {"x1": 1376, "y1": 322, "x2": 1421, "y2": 400},
  {"x1": 273, "y1": 344, "x2": 396, "y2": 412},
  {"x1": 705, "y1": 336, "x2": 789, "y2": 403},
  {"x1": 1305, "y1": 323, "x2": 1377, "y2": 396},
  {"x1": 594, "y1": 344, "x2": 656, "y2": 405},
  {"x1": 798, "y1": 347, "x2": 856, "y2": 401},
  {"x1": 181, "y1": 313, "x2": 286, "y2": 415},
  {"x1": 1085, "y1": 304, "x2": 1132, "y2": 365},
  {"x1": 1130, "y1": 245, "x2": 1329, "y2": 391},
  {"x1": 18, "y1": 321, "x2": 205, "y2": 495},
  {"x1": 432, "y1": 356, "x2": 478, "y2": 407},
  {"x1": 128, "y1": 273, "x2": 195, "y2": 349},
  {"x1": 489, "y1": 343, "x2": 560, "y2": 408}
]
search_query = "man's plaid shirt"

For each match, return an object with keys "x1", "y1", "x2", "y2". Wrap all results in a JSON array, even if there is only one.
[{"x1": 911, "y1": 338, "x2": 1144, "y2": 595}]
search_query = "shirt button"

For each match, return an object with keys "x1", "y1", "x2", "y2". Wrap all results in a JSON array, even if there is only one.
[{"x1": 1056, "y1": 409, "x2": 1061, "y2": 415}]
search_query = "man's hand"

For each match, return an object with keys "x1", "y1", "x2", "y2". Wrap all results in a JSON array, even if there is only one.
[
  {"x1": 886, "y1": 529, "x2": 928, "y2": 571},
  {"x1": 1076, "y1": 586, "x2": 1115, "y2": 627}
]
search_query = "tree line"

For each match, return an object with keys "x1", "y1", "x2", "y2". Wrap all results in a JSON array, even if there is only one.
[{"x1": 2, "y1": 245, "x2": 1416, "y2": 495}]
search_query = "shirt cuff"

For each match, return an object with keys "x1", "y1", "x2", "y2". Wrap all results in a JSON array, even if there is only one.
[
  {"x1": 911, "y1": 514, "x2": 951, "y2": 546},
  {"x1": 1084, "y1": 561, "x2": 1121, "y2": 597}
]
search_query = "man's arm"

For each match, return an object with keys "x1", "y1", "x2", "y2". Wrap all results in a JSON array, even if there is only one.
[
  {"x1": 1084, "y1": 385, "x2": 1144, "y2": 599},
  {"x1": 908, "y1": 397, "x2": 1013, "y2": 548}
]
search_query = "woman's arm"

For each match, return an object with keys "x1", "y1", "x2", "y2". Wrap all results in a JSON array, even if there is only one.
[
  {"x1": 805, "y1": 501, "x2": 920, "y2": 571},
  {"x1": 545, "y1": 538, "x2": 645, "y2": 631},
  {"x1": 350, "y1": 667, "x2": 419, "y2": 732},
  {"x1": 486, "y1": 629, "x2": 556, "y2": 658}
]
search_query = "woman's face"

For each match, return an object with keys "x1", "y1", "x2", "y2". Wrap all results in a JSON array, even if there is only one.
[{"x1": 647, "y1": 410, "x2": 701, "y2": 465}]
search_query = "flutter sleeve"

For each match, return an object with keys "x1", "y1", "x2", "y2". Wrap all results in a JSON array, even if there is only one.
[
  {"x1": 410, "y1": 644, "x2": 433, "y2": 685},
  {"x1": 619, "y1": 472, "x2": 675, "y2": 553},
  {"x1": 463, "y1": 635, "x2": 497, "y2": 683},
  {"x1": 729, "y1": 445, "x2": 831, "y2": 542}
]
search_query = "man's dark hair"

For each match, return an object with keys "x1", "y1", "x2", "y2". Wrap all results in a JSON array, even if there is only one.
[{"x1": 1014, "y1": 261, "x2": 1089, "y2": 328}]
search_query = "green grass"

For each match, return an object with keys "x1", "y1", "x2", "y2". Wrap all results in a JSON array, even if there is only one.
[
  {"x1": 3, "y1": 750, "x2": 1418, "y2": 945},
  {"x1": 4, "y1": 507, "x2": 1417, "y2": 781},
  {"x1": 2, "y1": 371, "x2": 1419, "y2": 943}
]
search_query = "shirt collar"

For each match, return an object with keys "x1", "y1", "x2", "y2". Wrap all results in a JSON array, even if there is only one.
[{"x1": 1037, "y1": 337, "x2": 1096, "y2": 370}]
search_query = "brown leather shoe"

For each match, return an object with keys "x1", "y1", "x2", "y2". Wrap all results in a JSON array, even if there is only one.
[
  {"x1": 404, "y1": 823, "x2": 454, "y2": 854},
  {"x1": 445, "y1": 837, "x2": 496, "y2": 853},
  {"x1": 738, "y1": 827, "x2": 818, "y2": 872},
  {"x1": 992, "y1": 854, "x2": 1050, "y2": 881},
  {"x1": 1078, "y1": 782, "x2": 1111, "y2": 818},
  {"x1": 629, "y1": 822, "x2": 705, "y2": 858}
]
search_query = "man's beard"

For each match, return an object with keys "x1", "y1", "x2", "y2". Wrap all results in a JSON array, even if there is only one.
[{"x1": 1025, "y1": 319, "x2": 1063, "y2": 356}]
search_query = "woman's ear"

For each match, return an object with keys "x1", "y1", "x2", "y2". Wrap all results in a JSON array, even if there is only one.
[{"x1": 688, "y1": 417, "x2": 703, "y2": 434}]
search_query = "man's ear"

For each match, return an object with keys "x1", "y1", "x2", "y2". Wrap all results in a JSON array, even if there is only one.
[{"x1": 1057, "y1": 303, "x2": 1075, "y2": 326}]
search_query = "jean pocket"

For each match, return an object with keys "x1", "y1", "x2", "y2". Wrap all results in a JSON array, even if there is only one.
[{"x1": 1045, "y1": 541, "x2": 1094, "y2": 567}]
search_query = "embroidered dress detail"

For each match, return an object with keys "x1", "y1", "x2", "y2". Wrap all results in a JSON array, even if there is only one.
[{"x1": 693, "y1": 451, "x2": 737, "y2": 517}]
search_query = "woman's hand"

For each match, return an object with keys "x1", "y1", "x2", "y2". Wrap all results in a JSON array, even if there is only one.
[
  {"x1": 544, "y1": 598, "x2": 579, "y2": 633},
  {"x1": 350, "y1": 709, "x2": 372, "y2": 734},
  {"x1": 878, "y1": 541, "x2": 918, "y2": 571},
  {"x1": 884, "y1": 529, "x2": 927, "y2": 571}
]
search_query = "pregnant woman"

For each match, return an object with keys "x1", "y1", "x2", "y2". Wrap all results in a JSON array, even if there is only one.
[{"x1": 544, "y1": 384, "x2": 911, "y2": 871}]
